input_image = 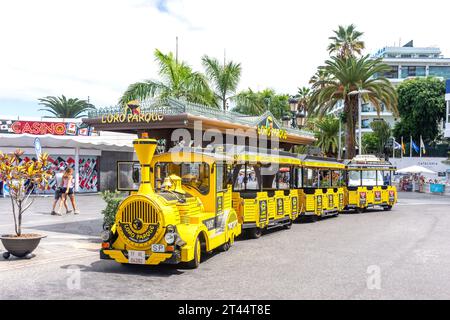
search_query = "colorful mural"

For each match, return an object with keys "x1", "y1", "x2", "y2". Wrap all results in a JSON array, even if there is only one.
[{"x1": 1, "y1": 155, "x2": 100, "y2": 194}]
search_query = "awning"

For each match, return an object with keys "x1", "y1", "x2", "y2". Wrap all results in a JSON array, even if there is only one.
[
  {"x1": 396, "y1": 165, "x2": 437, "y2": 174},
  {"x1": 0, "y1": 133, "x2": 136, "y2": 152}
]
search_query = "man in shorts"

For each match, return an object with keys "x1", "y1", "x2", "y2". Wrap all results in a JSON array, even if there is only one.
[{"x1": 51, "y1": 168, "x2": 65, "y2": 216}]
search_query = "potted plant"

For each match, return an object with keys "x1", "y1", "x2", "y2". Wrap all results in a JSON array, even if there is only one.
[
  {"x1": 100, "y1": 190, "x2": 125, "y2": 230},
  {"x1": 0, "y1": 149, "x2": 52, "y2": 259}
]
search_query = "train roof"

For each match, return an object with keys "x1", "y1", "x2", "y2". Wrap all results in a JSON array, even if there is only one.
[
  {"x1": 298, "y1": 154, "x2": 345, "y2": 169},
  {"x1": 162, "y1": 144, "x2": 345, "y2": 168},
  {"x1": 344, "y1": 155, "x2": 396, "y2": 170}
]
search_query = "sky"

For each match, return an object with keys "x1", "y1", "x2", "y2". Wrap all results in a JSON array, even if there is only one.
[{"x1": 0, "y1": 0, "x2": 449, "y2": 117}]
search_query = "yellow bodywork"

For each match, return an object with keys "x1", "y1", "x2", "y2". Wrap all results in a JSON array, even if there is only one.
[
  {"x1": 101, "y1": 139, "x2": 241, "y2": 267},
  {"x1": 344, "y1": 166, "x2": 398, "y2": 210}
]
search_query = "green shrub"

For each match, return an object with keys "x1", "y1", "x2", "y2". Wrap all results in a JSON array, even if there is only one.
[{"x1": 101, "y1": 190, "x2": 125, "y2": 229}]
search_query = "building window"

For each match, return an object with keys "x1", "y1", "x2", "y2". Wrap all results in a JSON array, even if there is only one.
[
  {"x1": 381, "y1": 66, "x2": 398, "y2": 79},
  {"x1": 361, "y1": 119, "x2": 370, "y2": 129},
  {"x1": 429, "y1": 66, "x2": 450, "y2": 79},
  {"x1": 401, "y1": 66, "x2": 426, "y2": 78}
]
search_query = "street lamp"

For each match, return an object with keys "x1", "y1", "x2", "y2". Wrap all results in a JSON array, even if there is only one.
[
  {"x1": 348, "y1": 89, "x2": 371, "y2": 155},
  {"x1": 285, "y1": 98, "x2": 306, "y2": 129}
]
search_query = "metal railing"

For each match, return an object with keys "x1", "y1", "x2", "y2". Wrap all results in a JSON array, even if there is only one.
[{"x1": 87, "y1": 97, "x2": 314, "y2": 137}]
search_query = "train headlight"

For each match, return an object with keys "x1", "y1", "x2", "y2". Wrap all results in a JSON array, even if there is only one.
[
  {"x1": 164, "y1": 232, "x2": 175, "y2": 245},
  {"x1": 100, "y1": 230, "x2": 111, "y2": 242}
]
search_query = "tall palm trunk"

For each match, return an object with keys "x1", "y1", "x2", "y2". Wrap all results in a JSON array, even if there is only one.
[{"x1": 344, "y1": 97, "x2": 358, "y2": 159}]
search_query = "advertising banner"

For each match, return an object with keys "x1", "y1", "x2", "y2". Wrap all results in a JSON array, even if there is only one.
[{"x1": 0, "y1": 119, "x2": 94, "y2": 136}]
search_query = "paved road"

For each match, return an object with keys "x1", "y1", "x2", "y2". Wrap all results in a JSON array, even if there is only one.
[{"x1": 1, "y1": 192, "x2": 450, "y2": 299}]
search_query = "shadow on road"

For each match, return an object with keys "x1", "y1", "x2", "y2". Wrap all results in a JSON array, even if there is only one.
[
  {"x1": 61, "y1": 260, "x2": 185, "y2": 277},
  {"x1": 30, "y1": 219, "x2": 103, "y2": 237},
  {"x1": 339, "y1": 208, "x2": 386, "y2": 215}
]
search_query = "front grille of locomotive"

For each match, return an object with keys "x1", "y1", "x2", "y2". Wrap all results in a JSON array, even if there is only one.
[
  {"x1": 121, "y1": 200, "x2": 159, "y2": 224},
  {"x1": 117, "y1": 197, "x2": 164, "y2": 247}
]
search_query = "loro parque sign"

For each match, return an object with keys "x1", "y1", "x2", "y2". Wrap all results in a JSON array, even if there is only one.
[{"x1": 101, "y1": 100, "x2": 164, "y2": 124}]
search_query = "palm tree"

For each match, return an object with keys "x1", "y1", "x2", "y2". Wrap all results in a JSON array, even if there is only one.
[
  {"x1": 309, "y1": 55, "x2": 398, "y2": 159},
  {"x1": 201, "y1": 55, "x2": 241, "y2": 111},
  {"x1": 234, "y1": 88, "x2": 264, "y2": 115},
  {"x1": 119, "y1": 49, "x2": 215, "y2": 107},
  {"x1": 313, "y1": 116, "x2": 340, "y2": 157},
  {"x1": 296, "y1": 86, "x2": 311, "y2": 113},
  {"x1": 327, "y1": 24, "x2": 365, "y2": 58},
  {"x1": 234, "y1": 89, "x2": 289, "y2": 120},
  {"x1": 38, "y1": 95, "x2": 95, "y2": 118},
  {"x1": 370, "y1": 119, "x2": 392, "y2": 156}
]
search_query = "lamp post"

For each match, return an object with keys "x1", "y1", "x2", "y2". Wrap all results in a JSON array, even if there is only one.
[
  {"x1": 348, "y1": 89, "x2": 370, "y2": 155},
  {"x1": 284, "y1": 98, "x2": 306, "y2": 129}
]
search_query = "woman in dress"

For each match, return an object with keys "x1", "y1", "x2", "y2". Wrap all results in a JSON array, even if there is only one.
[{"x1": 61, "y1": 168, "x2": 80, "y2": 214}]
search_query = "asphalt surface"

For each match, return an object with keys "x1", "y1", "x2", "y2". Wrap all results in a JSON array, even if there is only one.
[{"x1": 1, "y1": 192, "x2": 450, "y2": 300}]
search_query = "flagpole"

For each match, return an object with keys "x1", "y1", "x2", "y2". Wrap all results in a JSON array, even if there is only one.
[
  {"x1": 419, "y1": 135, "x2": 422, "y2": 158},
  {"x1": 401, "y1": 136, "x2": 404, "y2": 159},
  {"x1": 410, "y1": 136, "x2": 412, "y2": 158},
  {"x1": 392, "y1": 137, "x2": 395, "y2": 159}
]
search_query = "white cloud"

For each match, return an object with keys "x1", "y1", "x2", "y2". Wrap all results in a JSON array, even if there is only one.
[{"x1": 0, "y1": 0, "x2": 449, "y2": 109}]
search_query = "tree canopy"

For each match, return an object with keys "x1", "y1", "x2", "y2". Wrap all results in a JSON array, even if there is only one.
[
  {"x1": 309, "y1": 54, "x2": 398, "y2": 158},
  {"x1": 201, "y1": 55, "x2": 241, "y2": 111},
  {"x1": 119, "y1": 49, "x2": 214, "y2": 107},
  {"x1": 234, "y1": 89, "x2": 289, "y2": 120},
  {"x1": 393, "y1": 77, "x2": 446, "y2": 143},
  {"x1": 38, "y1": 95, "x2": 95, "y2": 118}
]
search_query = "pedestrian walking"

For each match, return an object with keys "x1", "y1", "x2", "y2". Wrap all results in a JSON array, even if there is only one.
[
  {"x1": 51, "y1": 168, "x2": 65, "y2": 216},
  {"x1": 61, "y1": 168, "x2": 80, "y2": 214}
]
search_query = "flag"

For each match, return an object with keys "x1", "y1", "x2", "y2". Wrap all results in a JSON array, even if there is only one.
[
  {"x1": 401, "y1": 139, "x2": 406, "y2": 155},
  {"x1": 411, "y1": 140, "x2": 420, "y2": 153},
  {"x1": 393, "y1": 140, "x2": 402, "y2": 150},
  {"x1": 420, "y1": 136, "x2": 426, "y2": 155}
]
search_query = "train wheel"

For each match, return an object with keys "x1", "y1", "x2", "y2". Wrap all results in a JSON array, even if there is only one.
[
  {"x1": 219, "y1": 237, "x2": 231, "y2": 252},
  {"x1": 383, "y1": 205, "x2": 392, "y2": 211},
  {"x1": 284, "y1": 220, "x2": 293, "y2": 229},
  {"x1": 247, "y1": 227, "x2": 262, "y2": 239},
  {"x1": 186, "y1": 237, "x2": 201, "y2": 269}
]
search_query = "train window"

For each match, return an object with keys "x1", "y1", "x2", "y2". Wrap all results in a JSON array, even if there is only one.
[
  {"x1": 272, "y1": 167, "x2": 290, "y2": 189},
  {"x1": 234, "y1": 164, "x2": 260, "y2": 191},
  {"x1": 348, "y1": 171, "x2": 361, "y2": 186},
  {"x1": 303, "y1": 168, "x2": 319, "y2": 188},
  {"x1": 380, "y1": 171, "x2": 392, "y2": 186},
  {"x1": 216, "y1": 163, "x2": 231, "y2": 192},
  {"x1": 375, "y1": 170, "x2": 384, "y2": 186},
  {"x1": 157, "y1": 162, "x2": 210, "y2": 195},
  {"x1": 319, "y1": 170, "x2": 331, "y2": 188},
  {"x1": 361, "y1": 171, "x2": 377, "y2": 186},
  {"x1": 331, "y1": 170, "x2": 345, "y2": 187},
  {"x1": 295, "y1": 167, "x2": 302, "y2": 188},
  {"x1": 117, "y1": 161, "x2": 140, "y2": 191}
]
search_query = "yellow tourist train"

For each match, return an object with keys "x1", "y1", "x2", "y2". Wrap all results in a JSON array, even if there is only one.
[
  {"x1": 99, "y1": 137, "x2": 397, "y2": 268},
  {"x1": 343, "y1": 155, "x2": 397, "y2": 212}
]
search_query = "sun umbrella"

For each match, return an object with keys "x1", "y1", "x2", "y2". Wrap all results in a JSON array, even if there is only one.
[{"x1": 396, "y1": 165, "x2": 436, "y2": 174}]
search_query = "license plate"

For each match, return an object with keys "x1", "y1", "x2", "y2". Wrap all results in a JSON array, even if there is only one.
[
  {"x1": 152, "y1": 244, "x2": 165, "y2": 253},
  {"x1": 128, "y1": 250, "x2": 146, "y2": 264}
]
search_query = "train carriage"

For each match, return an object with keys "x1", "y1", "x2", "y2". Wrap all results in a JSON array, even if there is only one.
[
  {"x1": 298, "y1": 155, "x2": 346, "y2": 221},
  {"x1": 343, "y1": 155, "x2": 397, "y2": 212},
  {"x1": 230, "y1": 146, "x2": 302, "y2": 238}
]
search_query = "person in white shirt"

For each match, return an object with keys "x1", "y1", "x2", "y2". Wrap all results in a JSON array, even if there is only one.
[{"x1": 51, "y1": 168, "x2": 65, "y2": 216}]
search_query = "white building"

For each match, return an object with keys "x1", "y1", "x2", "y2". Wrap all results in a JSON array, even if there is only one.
[{"x1": 332, "y1": 41, "x2": 450, "y2": 134}]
